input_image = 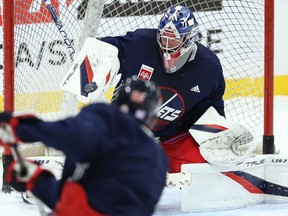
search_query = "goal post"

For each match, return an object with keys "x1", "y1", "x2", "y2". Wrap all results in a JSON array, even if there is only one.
[
  {"x1": 2, "y1": 0, "x2": 15, "y2": 157},
  {"x1": 1, "y1": 0, "x2": 274, "y2": 155},
  {"x1": 263, "y1": 0, "x2": 275, "y2": 154},
  {"x1": 3, "y1": 0, "x2": 14, "y2": 112}
]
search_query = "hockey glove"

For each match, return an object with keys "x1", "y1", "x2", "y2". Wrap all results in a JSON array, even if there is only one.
[
  {"x1": 0, "y1": 112, "x2": 39, "y2": 146},
  {"x1": 7, "y1": 160, "x2": 54, "y2": 192},
  {"x1": 189, "y1": 107, "x2": 256, "y2": 166}
]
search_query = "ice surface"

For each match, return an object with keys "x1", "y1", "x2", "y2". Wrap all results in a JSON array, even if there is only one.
[{"x1": 1, "y1": 96, "x2": 287, "y2": 216}]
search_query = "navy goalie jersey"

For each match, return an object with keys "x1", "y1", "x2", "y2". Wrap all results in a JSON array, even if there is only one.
[{"x1": 101, "y1": 29, "x2": 226, "y2": 139}]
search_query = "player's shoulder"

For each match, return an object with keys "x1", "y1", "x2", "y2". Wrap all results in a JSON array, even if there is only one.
[
  {"x1": 83, "y1": 103, "x2": 138, "y2": 123},
  {"x1": 80, "y1": 103, "x2": 118, "y2": 120},
  {"x1": 194, "y1": 42, "x2": 222, "y2": 70},
  {"x1": 82, "y1": 102, "x2": 110, "y2": 112},
  {"x1": 82, "y1": 103, "x2": 123, "y2": 116},
  {"x1": 80, "y1": 103, "x2": 140, "y2": 129},
  {"x1": 195, "y1": 43, "x2": 219, "y2": 60},
  {"x1": 126, "y1": 28, "x2": 157, "y2": 40}
]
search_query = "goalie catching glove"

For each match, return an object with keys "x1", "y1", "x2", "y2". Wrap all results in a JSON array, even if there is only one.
[
  {"x1": 0, "y1": 112, "x2": 39, "y2": 146},
  {"x1": 189, "y1": 107, "x2": 256, "y2": 166},
  {"x1": 7, "y1": 160, "x2": 54, "y2": 192}
]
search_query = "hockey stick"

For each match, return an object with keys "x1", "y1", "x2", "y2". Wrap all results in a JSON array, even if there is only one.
[
  {"x1": 9, "y1": 145, "x2": 52, "y2": 215},
  {"x1": 9, "y1": 146, "x2": 32, "y2": 204},
  {"x1": 43, "y1": 0, "x2": 76, "y2": 55},
  {"x1": 42, "y1": 0, "x2": 78, "y2": 122},
  {"x1": 21, "y1": 192, "x2": 33, "y2": 204},
  {"x1": 10, "y1": 145, "x2": 27, "y2": 177}
]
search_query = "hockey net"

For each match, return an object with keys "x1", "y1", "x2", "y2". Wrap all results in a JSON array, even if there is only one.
[{"x1": 1, "y1": 0, "x2": 266, "y2": 156}]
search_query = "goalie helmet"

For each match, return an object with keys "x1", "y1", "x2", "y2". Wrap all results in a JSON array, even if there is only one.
[
  {"x1": 157, "y1": 5, "x2": 199, "y2": 73},
  {"x1": 113, "y1": 76, "x2": 162, "y2": 126}
]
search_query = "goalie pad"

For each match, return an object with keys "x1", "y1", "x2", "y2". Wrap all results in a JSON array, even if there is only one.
[
  {"x1": 60, "y1": 37, "x2": 121, "y2": 103},
  {"x1": 26, "y1": 156, "x2": 65, "y2": 180},
  {"x1": 189, "y1": 107, "x2": 256, "y2": 166},
  {"x1": 178, "y1": 155, "x2": 288, "y2": 212},
  {"x1": 166, "y1": 172, "x2": 192, "y2": 188}
]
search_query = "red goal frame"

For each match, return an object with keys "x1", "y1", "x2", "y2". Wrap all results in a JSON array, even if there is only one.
[{"x1": 3, "y1": 0, "x2": 276, "y2": 154}]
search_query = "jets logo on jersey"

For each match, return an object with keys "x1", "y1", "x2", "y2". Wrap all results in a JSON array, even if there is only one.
[
  {"x1": 155, "y1": 87, "x2": 184, "y2": 130},
  {"x1": 138, "y1": 64, "x2": 154, "y2": 82}
]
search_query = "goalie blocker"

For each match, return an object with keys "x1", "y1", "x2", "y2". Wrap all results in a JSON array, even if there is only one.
[{"x1": 60, "y1": 37, "x2": 121, "y2": 103}]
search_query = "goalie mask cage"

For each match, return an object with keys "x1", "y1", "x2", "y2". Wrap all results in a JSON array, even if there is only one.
[{"x1": 2, "y1": 0, "x2": 274, "y2": 154}]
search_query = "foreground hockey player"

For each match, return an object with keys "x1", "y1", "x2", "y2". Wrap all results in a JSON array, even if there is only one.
[
  {"x1": 100, "y1": 5, "x2": 228, "y2": 172},
  {"x1": 0, "y1": 77, "x2": 168, "y2": 216}
]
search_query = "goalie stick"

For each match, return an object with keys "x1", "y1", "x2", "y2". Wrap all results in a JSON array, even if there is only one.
[
  {"x1": 43, "y1": 0, "x2": 76, "y2": 55},
  {"x1": 43, "y1": 0, "x2": 118, "y2": 104},
  {"x1": 43, "y1": 0, "x2": 105, "y2": 59}
]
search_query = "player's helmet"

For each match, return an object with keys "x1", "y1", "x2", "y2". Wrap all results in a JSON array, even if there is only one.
[
  {"x1": 113, "y1": 76, "x2": 162, "y2": 126},
  {"x1": 157, "y1": 5, "x2": 199, "y2": 73}
]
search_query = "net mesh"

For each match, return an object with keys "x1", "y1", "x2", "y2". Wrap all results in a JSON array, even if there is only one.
[{"x1": 2, "y1": 0, "x2": 264, "y2": 155}]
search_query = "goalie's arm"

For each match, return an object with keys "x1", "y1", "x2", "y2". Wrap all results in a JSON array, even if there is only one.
[
  {"x1": 100, "y1": 33, "x2": 136, "y2": 80},
  {"x1": 206, "y1": 70, "x2": 226, "y2": 118}
]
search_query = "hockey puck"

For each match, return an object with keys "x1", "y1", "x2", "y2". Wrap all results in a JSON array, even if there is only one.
[{"x1": 84, "y1": 82, "x2": 98, "y2": 93}]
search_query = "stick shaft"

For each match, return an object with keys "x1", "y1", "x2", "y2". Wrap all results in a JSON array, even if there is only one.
[
  {"x1": 43, "y1": 0, "x2": 76, "y2": 55},
  {"x1": 10, "y1": 145, "x2": 27, "y2": 177}
]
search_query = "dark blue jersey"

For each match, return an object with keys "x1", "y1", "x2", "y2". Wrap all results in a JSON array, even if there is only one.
[
  {"x1": 16, "y1": 103, "x2": 168, "y2": 216},
  {"x1": 101, "y1": 29, "x2": 225, "y2": 139}
]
